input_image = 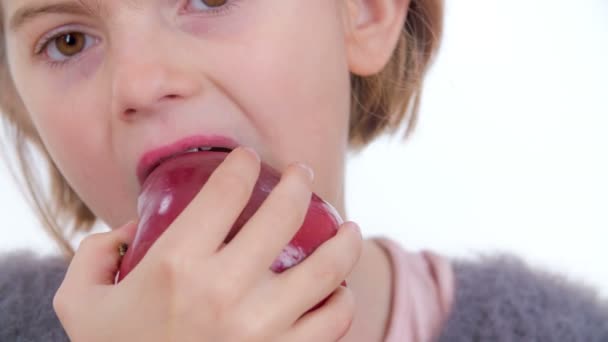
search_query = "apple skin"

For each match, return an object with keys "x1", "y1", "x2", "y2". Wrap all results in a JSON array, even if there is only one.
[{"x1": 117, "y1": 151, "x2": 344, "y2": 284}]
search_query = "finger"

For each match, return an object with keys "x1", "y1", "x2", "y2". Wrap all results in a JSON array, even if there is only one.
[
  {"x1": 66, "y1": 221, "x2": 138, "y2": 286},
  {"x1": 220, "y1": 162, "x2": 313, "y2": 280},
  {"x1": 152, "y1": 147, "x2": 260, "y2": 257},
  {"x1": 274, "y1": 222, "x2": 362, "y2": 320},
  {"x1": 284, "y1": 286, "x2": 355, "y2": 342}
]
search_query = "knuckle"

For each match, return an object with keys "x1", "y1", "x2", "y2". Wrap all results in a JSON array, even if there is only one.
[
  {"x1": 233, "y1": 313, "x2": 268, "y2": 341},
  {"x1": 52, "y1": 285, "x2": 79, "y2": 324},
  {"x1": 154, "y1": 256, "x2": 246, "y2": 315},
  {"x1": 77, "y1": 233, "x2": 105, "y2": 251},
  {"x1": 314, "y1": 256, "x2": 345, "y2": 286},
  {"x1": 52, "y1": 287, "x2": 68, "y2": 315},
  {"x1": 157, "y1": 259, "x2": 239, "y2": 318},
  {"x1": 235, "y1": 320, "x2": 262, "y2": 340},
  {"x1": 210, "y1": 278, "x2": 240, "y2": 305},
  {"x1": 344, "y1": 227, "x2": 363, "y2": 263},
  {"x1": 155, "y1": 252, "x2": 189, "y2": 285},
  {"x1": 202, "y1": 269, "x2": 244, "y2": 313}
]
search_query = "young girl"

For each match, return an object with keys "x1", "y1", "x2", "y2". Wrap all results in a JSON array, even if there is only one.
[{"x1": 0, "y1": 0, "x2": 606, "y2": 341}]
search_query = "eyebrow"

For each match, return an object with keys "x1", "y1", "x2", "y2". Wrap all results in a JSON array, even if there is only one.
[{"x1": 9, "y1": 1, "x2": 101, "y2": 32}]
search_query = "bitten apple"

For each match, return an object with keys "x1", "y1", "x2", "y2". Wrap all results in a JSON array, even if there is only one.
[{"x1": 117, "y1": 151, "x2": 344, "y2": 285}]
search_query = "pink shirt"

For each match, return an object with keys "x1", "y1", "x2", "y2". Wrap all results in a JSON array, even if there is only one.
[{"x1": 373, "y1": 238, "x2": 455, "y2": 342}]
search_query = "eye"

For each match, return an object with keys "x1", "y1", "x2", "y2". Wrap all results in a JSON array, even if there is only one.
[
  {"x1": 54, "y1": 32, "x2": 86, "y2": 56},
  {"x1": 182, "y1": 0, "x2": 241, "y2": 16},
  {"x1": 38, "y1": 31, "x2": 96, "y2": 62},
  {"x1": 189, "y1": 0, "x2": 228, "y2": 11}
]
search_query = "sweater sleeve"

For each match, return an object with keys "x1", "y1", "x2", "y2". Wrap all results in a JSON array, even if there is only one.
[
  {"x1": 0, "y1": 250, "x2": 70, "y2": 342},
  {"x1": 437, "y1": 254, "x2": 608, "y2": 342}
]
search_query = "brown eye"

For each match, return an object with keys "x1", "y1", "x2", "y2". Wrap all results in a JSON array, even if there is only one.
[
  {"x1": 54, "y1": 32, "x2": 86, "y2": 57},
  {"x1": 202, "y1": 0, "x2": 227, "y2": 7}
]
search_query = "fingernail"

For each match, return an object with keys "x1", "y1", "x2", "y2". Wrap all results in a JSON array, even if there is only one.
[
  {"x1": 242, "y1": 146, "x2": 260, "y2": 162},
  {"x1": 296, "y1": 162, "x2": 314, "y2": 181}
]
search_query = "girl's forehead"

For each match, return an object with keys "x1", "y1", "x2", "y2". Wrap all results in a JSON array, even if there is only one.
[
  {"x1": 5, "y1": 0, "x2": 149, "y2": 22},
  {"x1": 3, "y1": 0, "x2": 123, "y2": 34}
]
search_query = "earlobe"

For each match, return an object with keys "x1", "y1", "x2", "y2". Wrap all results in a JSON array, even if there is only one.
[{"x1": 344, "y1": 0, "x2": 410, "y2": 76}]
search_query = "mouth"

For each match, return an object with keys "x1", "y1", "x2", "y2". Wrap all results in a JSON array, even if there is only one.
[{"x1": 137, "y1": 135, "x2": 239, "y2": 186}]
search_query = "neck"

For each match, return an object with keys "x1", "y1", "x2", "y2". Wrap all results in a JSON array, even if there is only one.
[
  {"x1": 327, "y1": 172, "x2": 393, "y2": 341},
  {"x1": 341, "y1": 239, "x2": 394, "y2": 341}
]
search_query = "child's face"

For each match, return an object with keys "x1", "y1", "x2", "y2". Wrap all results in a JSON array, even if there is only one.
[{"x1": 3, "y1": 0, "x2": 354, "y2": 226}]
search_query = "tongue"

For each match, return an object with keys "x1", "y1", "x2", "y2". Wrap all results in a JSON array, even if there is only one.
[{"x1": 117, "y1": 151, "x2": 344, "y2": 284}]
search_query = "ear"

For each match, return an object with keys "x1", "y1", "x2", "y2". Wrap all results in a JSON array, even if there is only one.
[{"x1": 343, "y1": 0, "x2": 410, "y2": 76}]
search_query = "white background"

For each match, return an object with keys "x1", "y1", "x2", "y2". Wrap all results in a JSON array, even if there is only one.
[{"x1": 2, "y1": 0, "x2": 607, "y2": 296}]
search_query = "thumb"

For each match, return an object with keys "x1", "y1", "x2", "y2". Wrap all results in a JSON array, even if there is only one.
[{"x1": 66, "y1": 221, "x2": 138, "y2": 286}]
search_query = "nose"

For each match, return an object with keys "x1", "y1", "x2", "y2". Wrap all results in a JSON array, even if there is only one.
[{"x1": 110, "y1": 27, "x2": 202, "y2": 121}]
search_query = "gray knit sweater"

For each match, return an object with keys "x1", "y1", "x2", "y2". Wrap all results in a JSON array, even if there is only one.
[{"x1": 1, "y1": 250, "x2": 607, "y2": 341}]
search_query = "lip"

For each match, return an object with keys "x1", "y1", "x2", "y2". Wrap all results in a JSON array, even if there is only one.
[{"x1": 137, "y1": 135, "x2": 240, "y2": 186}]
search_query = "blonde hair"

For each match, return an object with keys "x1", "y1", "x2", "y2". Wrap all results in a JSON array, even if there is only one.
[{"x1": 0, "y1": 0, "x2": 444, "y2": 259}]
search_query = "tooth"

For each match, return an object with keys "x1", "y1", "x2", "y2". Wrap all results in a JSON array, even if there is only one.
[
  {"x1": 185, "y1": 148, "x2": 199, "y2": 153},
  {"x1": 198, "y1": 146, "x2": 212, "y2": 151}
]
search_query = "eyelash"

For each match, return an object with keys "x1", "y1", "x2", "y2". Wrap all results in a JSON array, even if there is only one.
[{"x1": 34, "y1": 0, "x2": 242, "y2": 69}]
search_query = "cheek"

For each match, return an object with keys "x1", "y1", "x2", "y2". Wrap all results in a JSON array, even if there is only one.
[
  {"x1": 8, "y1": 59, "x2": 137, "y2": 225},
  {"x1": 217, "y1": 1, "x2": 351, "y2": 201},
  {"x1": 219, "y1": 1, "x2": 351, "y2": 163}
]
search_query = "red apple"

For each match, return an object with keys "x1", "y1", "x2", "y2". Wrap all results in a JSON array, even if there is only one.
[{"x1": 117, "y1": 151, "x2": 344, "y2": 285}]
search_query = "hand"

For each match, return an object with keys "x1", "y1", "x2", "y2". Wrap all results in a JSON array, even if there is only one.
[{"x1": 53, "y1": 147, "x2": 363, "y2": 341}]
